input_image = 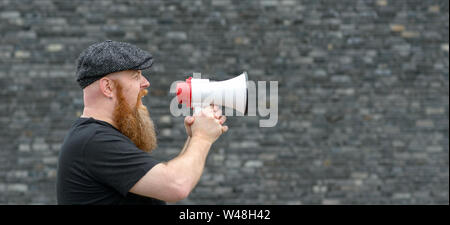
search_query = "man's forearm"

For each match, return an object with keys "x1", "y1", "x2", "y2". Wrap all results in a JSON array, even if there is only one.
[
  {"x1": 179, "y1": 136, "x2": 191, "y2": 155},
  {"x1": 166, "y1": 136, "x2": 212, "y2": 194}
]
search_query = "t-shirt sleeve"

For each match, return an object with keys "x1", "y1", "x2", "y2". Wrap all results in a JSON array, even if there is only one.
[{"x1": 83, "y1": 129, "x2": 161, "y2": 196}]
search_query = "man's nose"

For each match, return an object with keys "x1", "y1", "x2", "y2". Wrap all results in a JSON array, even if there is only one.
[{"x1": 141, "y1": 76, "x2": 150, "y2": 88}]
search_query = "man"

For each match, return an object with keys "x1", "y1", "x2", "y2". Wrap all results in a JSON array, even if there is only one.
[{"x1": 57, "y1": 40, "x2": 228, "y2": 204}]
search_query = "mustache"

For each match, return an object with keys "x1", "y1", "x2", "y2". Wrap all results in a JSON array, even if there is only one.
[
  {"x1": 138, "y1": 89, "x2": 148, "y2": 98},
  {"x1": 137, "y1": 89, "x2": 148, "y2": 106}
]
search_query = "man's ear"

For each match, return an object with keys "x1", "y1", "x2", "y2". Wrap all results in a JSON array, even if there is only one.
[{"x1": 99, "y1": 77, "x2": 115, "y2": 99}]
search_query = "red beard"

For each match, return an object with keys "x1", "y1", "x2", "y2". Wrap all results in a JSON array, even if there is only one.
[{"x1": 112, "y1": 82, "x2": 157, "y2": 152}]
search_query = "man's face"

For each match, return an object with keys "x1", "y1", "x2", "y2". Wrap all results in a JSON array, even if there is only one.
[
  {"x1": 115, "y1": 70, "x2": 150, "y2": 108},
  {"x1": 111, "y1": 70, "x2": 157, "y2": 152}
]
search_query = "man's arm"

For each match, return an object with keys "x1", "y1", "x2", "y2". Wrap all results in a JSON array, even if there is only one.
[
  {"x1": 130, "y1": 106, "x2": 227, "y2": 203},
  {"x1": 179, "y1": 136, "x2": 190, "y2": 155},
  {"x1": 129, "y1": 136, "x2": 212, "y2": 202},
  {"x1": 166, "y1": 136, "x2": 213, "y2": 195}
]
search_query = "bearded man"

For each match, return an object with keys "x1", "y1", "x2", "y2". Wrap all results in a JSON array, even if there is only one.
[{"x1": 57, "y1": 40, "x2": 228, "y2": 204}]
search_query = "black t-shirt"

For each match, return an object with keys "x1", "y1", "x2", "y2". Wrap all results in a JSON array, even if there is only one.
[{"x1": 57, "y1": 117, "x2": 166, "y2": 205}]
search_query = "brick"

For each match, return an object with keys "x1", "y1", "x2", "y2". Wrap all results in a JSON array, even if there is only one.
[
  {"x1": 212, "y1": 0, "x2": 231, "y2": 6},
  {"x1": 43, "y1": 157, "x2": 57, "y2": 165},
  {"x1": 428, "y1": 5, "x2": 440, "y2": 13},
  {"x1": 244, "y1": 160, "x2": 263, "y2": 168},
  {"x1": 376, "y1": 0, "x2": 387, "y2": 6},
  {"x1": 313, "y1": 69, "x2": 327, "y2": 77},
  {"x1": 225, "y1": 159, "x2": 241, "y2": 168},
  {"x1": 46, "y1": 44, "x2": 63, "y2": 52},
  {"x1": 393, "y1": 193, "x2": 411, "y2": 199},
  {"x1": 32, "y1": 143, "x2": 49, "y2": 152},
  {"x1": 166, "y1": 31, "x2": 187, "y2": 40},
  {"x1": 18, "y1": 144, "x2": 31, "y2": 152},
  {"x1": 161, "y1": 128, "x2": 172, "y2": 137},
  {"x1": 0, "y1": 11, "x2": 20, "y2": 19},
  {"x1": 351, "y1": 172, "x2": 368, "y2": 179},
  {"x1": 215, "y1": 187, "x2": 232, "y2": 195},
  {"x1": 281, "y1": 0, "x2": 296, "y2": 6},
  {"x1": 322, "y1": 199, "x2": 340, "y2": 205},
  {"x1": 331, "y1": 75, "x2": 351, "y2": 83},
  {"x1": 416, "y1": 120, "x2": 434, "y2": 128},
  {"x1": 426, "y1": 146, "x2": 443, "y2": 153},
  {"x1": 14, "y1": 50, "x2": 31, "y2": 58},
  {"x1": 390, "y1": 24, "x2": 405, "y2": 32},
  {"x1": 261, "y1": 0, "x2": 277, "y2": 7},
  {"x1": 313, "y1": 185, "x2": 327, "y2": 193},
  {"x1": 7, "y1": 184, "x2": 28, "y2": 193},
  {"x1": 425, "y1": 107, "x2": 445, "y2": 115},
  {"x1": 159, "y1": 115, "x2": 172, "y2": 124},
  {"x1": 401, "y1": 31, "x2": 420, "y2": 38},
  {"x1": 335, "y1": 88, "x2": 355, "y2": 95}
]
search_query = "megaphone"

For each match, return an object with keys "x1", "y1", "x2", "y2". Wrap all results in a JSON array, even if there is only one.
[{"x1": 176, "y1": 72, "x2": 248, "y2": 115}]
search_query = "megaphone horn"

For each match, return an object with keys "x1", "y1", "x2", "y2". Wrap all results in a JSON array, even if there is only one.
[{"x1": 176, "y1": 72, "x2": 248, "y2": 115}]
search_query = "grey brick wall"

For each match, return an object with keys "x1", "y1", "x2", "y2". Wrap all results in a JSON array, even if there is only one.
[{"x1": 0, "y1": 0, "x2": 448, "y2": 204}]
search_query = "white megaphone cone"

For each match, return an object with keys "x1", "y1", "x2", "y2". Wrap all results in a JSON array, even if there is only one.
[{"x1": 176, "y1": 72, "x2": 248, "y2": 115}]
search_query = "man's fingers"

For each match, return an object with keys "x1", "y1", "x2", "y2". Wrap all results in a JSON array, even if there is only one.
[
  {"x1": 219, "y1": 115, "x2": 226, "y2": 125},
  {"x1": 221, "y1": 125, "x2": 228, "y2": 133},
  {"x1": 184, "y1": 116, "x2": 194, "y2": 125},
  {"x1": 214, "y1": 109, "x2": 222, "y2": 119},
  {"x1": 200, "y1": 106, "x2": 216, "y2": 119}
]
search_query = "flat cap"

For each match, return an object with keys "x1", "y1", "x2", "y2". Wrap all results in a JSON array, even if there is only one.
[{"x1": 76, "y1": 40, "x2": 153, "y2": 89}]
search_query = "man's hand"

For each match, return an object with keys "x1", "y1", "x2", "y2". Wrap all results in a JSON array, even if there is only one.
[
  {"x1": 184, "y1": 105, "x2": 227, "y2": 137},
  {"x1": 184, "y1": 105, "x2": 228, "y2": 143},
  {"x1": 191, "y1": 105, "x2": 228, "y2": 144},
  {"x1": 184, "y1": 116, "x2": 195, "y2": 137}
]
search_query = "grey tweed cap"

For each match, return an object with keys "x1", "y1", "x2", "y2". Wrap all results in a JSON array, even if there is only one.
[{"x1": 76, "y1": 40, "x2": 153, "y2": 89}]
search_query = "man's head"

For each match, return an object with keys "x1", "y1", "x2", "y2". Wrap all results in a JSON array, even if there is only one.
[
  {"x1": 77, "y1": 41, "x2": 157, "y2": 152},
  {"x1": 76, "y1": 40, "x2": 153, "y2": 89}
]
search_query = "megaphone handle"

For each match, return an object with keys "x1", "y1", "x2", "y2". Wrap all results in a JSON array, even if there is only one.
[
  {"x1": 193, "y1": 103, "x2": 203, "y2": 115},
  {"x1": 193, "y1": 107, "x2": 201, "y2": 115}
]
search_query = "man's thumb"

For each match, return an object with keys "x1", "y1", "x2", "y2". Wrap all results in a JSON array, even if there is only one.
[{"x1": 185, "y1": 116, "x2": 194, "y2": 125}]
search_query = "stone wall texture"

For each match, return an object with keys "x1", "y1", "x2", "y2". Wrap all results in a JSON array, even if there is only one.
[{"x1": 0, "y1": 0, "x2": 448, "y2": 204}]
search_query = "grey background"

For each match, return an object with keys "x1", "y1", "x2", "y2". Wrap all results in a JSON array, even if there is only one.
[{"x1": 0, "y1": 0, "x2": 448, "y2": 204}]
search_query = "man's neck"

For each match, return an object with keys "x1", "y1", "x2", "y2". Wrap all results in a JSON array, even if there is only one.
[{"x1": 81, "y1": 107, "x2": 117, "y2": 128}]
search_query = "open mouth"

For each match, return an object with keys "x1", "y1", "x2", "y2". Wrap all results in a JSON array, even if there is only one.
[
  {"x1": 140, "y1": 89, "x2": 148, "y2": 98},
  {"x1": 137, "y1": 89, "x2": 148, "y2": 106}
]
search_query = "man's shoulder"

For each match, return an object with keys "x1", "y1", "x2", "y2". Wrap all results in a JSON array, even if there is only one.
[
  {"x1": 63, "y1": 118, "x2": 137, "y2": 160},
  {"x1": 79, "y1": 118, "x2": 132, "y2": 145},
  {"x1": 63, "y1": 117, "x2": 132, "y2": 150}
]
